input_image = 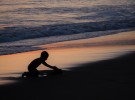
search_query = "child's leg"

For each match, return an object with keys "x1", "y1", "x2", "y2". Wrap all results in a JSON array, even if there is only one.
[{"x1": 29, "y1": 69, "x2": 39, "y2": 77}]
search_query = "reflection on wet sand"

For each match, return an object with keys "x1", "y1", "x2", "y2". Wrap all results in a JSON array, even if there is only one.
[{"x1": 0, "y1": 31, "x2": 135, "y2": 85}]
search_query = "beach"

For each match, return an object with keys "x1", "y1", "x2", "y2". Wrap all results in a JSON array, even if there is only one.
[
  {"x1": 0, "y1": 31, "x2": 135, "y2": 100},
  {"x1": 0, "y1": 0, "x2": 135, "y2": 99}
]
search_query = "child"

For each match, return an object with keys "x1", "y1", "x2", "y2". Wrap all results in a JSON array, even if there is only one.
[{"x1": 22, "y1": 51, "x2": 61, "y2": 77}]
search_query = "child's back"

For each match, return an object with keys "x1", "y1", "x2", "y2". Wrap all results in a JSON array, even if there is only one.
[{"x1": 28, "y1": 58, "x2": 44, "y2": 71}]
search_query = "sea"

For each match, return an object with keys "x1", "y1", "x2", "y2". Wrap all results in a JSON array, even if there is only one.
[{"x1": 0, "y1": 0, "x2": 135, "y2": 55}]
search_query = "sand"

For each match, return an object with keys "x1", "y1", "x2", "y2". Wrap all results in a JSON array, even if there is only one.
[
  {"x1": 0, "y1": 52, "x2": 135, "y2": 100},
  {"x1": 0, "y1": 31, "x2": 135, "y2": 100}
]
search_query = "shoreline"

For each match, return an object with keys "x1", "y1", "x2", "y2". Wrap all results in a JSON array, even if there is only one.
[
  {"x1": 0, "y1": 30, "x2": 135, "y2": 82},
  {"x1": 0, "y1": 29, "x2": 135, "y2": 56}
]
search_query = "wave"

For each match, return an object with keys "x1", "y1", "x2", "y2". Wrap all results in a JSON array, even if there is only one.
[
  {"x1": 0, "y1": 28, "x2": 135, "y2": 55},
  {"x1": 0, "y1": 19, "x2": 135, "y2": 43}
]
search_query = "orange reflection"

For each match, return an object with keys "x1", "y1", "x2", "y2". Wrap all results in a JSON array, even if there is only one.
[
  {"x1": 0, "y1": 31, "x2": 135, "y2": 75},
  {"x1": 0, "y1": 31, "x2": 135, "y2": 74}
]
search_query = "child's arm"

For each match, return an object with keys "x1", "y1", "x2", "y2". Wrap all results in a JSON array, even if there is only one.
[{"x1": 42, "y1": 62, "x2": 58, "y2": 70}]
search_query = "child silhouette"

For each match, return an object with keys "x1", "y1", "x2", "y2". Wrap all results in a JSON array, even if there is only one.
[{"x1": 22, "y1": 51, "x2": 61, "y2": 77}]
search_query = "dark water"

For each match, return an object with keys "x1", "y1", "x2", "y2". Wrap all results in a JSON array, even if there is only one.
[{"x1": 0, "y1": 0, "x2": 135, "y2": 55}]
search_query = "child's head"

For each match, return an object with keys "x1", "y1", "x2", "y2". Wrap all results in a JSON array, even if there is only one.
[{"x1": 40, "y1": 51, "x2": 49, "y2": 60}]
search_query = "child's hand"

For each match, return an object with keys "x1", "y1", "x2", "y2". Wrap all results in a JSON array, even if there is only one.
[
  {"x1": 53, "y1": 66, "x2": 59, "y2": 70},
  {"x1": 53, "y1": 66, "x2": 62, "y2": 74},
  {"x1": 53, "y1": 66, "x2": 62, "y2": 71}
]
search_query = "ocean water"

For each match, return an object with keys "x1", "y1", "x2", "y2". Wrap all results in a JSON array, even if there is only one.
[{"x1": 0, "y1": 0, "x2": 135, "y2": 55}]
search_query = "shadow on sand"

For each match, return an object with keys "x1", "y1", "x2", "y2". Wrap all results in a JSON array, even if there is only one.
[{"x1": 0, "y1": 52, "x2": 135, "y2": 100}]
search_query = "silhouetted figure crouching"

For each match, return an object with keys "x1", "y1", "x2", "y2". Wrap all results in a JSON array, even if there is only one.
[{"x1": 22, "y1": 51, "x2": 62, "y2": 78}]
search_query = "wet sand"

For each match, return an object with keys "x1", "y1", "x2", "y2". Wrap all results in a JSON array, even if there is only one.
[{"x1": 0, "y1": 31, "x2": 135, "y2": 99}]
